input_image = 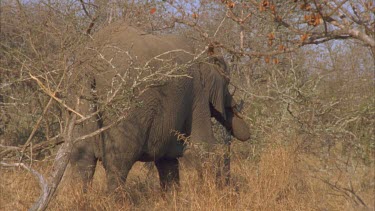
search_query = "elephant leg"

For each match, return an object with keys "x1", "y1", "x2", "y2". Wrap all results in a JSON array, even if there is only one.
[
  {"x1": 103, "y1": 119, "x2": 147, "y2": 192},
  {"x1": 106, "y1": 162, "x2": 134, "y2": 193},
  {"x1": 155, "y1": 158, "x2": 180, "y2": 191},
  {"x1": 70, "y1": 143, "x2": 98, "y2": 192}
]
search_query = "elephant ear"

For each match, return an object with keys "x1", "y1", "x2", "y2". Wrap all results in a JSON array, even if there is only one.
[{"x1": 202, "y1": 56, "x2": 230, "y2": 120}]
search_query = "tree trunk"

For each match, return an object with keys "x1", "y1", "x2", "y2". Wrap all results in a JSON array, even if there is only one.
[{"x1": 29, "y1": 112, "x2": 77, "y2": 211}]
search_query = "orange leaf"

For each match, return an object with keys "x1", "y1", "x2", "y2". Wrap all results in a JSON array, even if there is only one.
[
  {"x1": 305, "y1": 13, "x2": 322, "y2": 26},
  {"x1": 265, "y1": 56, "x2": 270, "y2": 63},
  {"x1": 192, "y1": 13, "x2": 198, "y2": 19},
  {"x1": 300, "y1": 3, "x2": 311, "y2": 11},
  {"x1": 262, "y1": 0, "x2": 270, "y2": 7},
  {"x1": 313, "y1": 14, "x2": 322, "y2": 26},
  {"x1": 259, "y1": 4, "x2": 266, "y2": 11},
  {"x1": 273, "y1": 57, "x2": 279, "y2": 64},
  {"x1": 227, "y1": 1, "x2": 235, "y2": 8},
  {"x1": 268, "y1": 32, "x2": 275, "y2": 40},
  {"x1": 270, "y1": 4, "x2": 276, "y2": 14},
  {"x1": 304, "y1": 14, "x2": 310, "y2": 22},
  {"x1": 259, "y1": 0, "x2": 269, "y2": 11},
  {"x1": 300, "y1": 33, "x2": 309, "y2": 43},
  {"x1": 150, "y1": 8, "x2": 156, "y2": 15},
  {"x1": 278, "y1": 44, "x2": 285, "y2": 51},
  {"x1": 306, "y1": 13, "x2": 316, "y2": 26}
]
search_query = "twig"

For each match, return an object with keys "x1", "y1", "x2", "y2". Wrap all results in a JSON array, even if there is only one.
[
  {"x1": 78, "y1": 0, "x2": 98, "y2": 35},
  {"x1": 314, "y1": 176, "x2": 368, "y2": 208},
  {"x1": 74, "y1": 114, "x2": 126, "y2": 143},
  {"x1": 79, "y1": 0, "x2": 92, "y2": 19},
  {"x1": 214, "y1": 16, "x2": 227, "y2": 37},
  {"x1": 144, "y1": 49, "x2": 195, "y2": 68},
  {"x1": 19, "y1": 97, "x2": 54, "y2": 161},
  {"x1": 0, "y1": 135, "x2": 62, "y2": 160},
  {"x1": 28, "y1": 72, "x2": 84, "y2": 118}
]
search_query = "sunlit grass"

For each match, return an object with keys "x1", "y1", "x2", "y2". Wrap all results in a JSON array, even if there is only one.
[{"x1": 1, "y1": 135, "x2": 374, "y2": 210}]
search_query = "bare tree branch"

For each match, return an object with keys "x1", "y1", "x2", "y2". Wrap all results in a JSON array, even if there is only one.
[
  {"x1": 28, "y1": 72, "x2": 84, "y2": 119},
  {"x1": 29, "y1": 97, "x2": 80, "y2": 211},
  {"x1": 1, "y1": 161, "x2": 49, "y2": 211}
]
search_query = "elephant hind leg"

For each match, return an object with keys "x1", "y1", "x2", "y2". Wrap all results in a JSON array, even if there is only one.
[{"x1": 155, "y1": 158, "x2": 180, "y2": 191}]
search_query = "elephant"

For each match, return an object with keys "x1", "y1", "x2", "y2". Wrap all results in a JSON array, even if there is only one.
[{"x1": 69, "y1": 22, "x2": 250, "y2": 192}]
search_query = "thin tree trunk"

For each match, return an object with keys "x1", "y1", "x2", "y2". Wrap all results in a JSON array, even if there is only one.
[{"x1": 29, "y1": 106, "x2": 78, "y2": 210}]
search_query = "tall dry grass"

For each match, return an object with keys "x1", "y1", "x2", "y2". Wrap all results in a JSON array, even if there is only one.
[{"x1": 1, "y1": 133, "x2": 374, "y2": 211}]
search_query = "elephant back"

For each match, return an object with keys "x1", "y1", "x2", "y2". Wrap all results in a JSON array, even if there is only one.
[
  {"x1": 91, "y1": 22, "x2": 195, "y2": 65},
  {"x1": 73, "y1": 22, "x2": 196, "y2": 116}
]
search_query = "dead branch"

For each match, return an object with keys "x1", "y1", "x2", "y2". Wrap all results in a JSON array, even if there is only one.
[
  {"x1": 29, "y1": 97, "x2": 80, "y2": 211},
  {"x1": 317, "y1": 177, "x2": 368, "y2": 208},
  {"x1": 1, "y1": 161, "x2": 49, "y2": 210},
  {"x1": 28, "y1": 72, "x2": 84, "y2": 119},
  {"x1": 20, "y1": 93, "x2": 55, "y2": 160},
  {"x1": 0, "y1": 135, "x2": 62, "y2": 161},
  {"x1": 74, "y1": 114, "x2": 126, "y2": 143},
  {"x1": 78, "y1": 0, "x2": 99, "y2": 35}
]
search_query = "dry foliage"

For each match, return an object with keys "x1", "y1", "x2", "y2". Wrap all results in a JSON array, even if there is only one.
[{"x1": 1, "y1": 135, "x2": 374, "y2": 210}]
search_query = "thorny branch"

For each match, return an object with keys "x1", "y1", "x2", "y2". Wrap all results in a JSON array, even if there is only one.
[
  {"x1": 28, "y1": 73, "x2": 84, "y2": 118},
  {"x1": 19, "y1": 69, "x2": 66, "y2": 161},
  {"x1": 79, "y1": 0, "x2": 99, "y2": 35},
  {"x1": 315, "y1": 176, "x2": 368, "y2": 208},
  {"x1": 172, "y1": 0, "x2": 374, "y2": 60}
]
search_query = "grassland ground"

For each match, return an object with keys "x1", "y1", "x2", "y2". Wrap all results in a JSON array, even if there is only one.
[{"x1": 1, "y1": 136, "x2": 374, "y2": 211}]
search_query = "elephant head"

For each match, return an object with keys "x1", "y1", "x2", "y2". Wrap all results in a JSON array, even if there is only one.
[{"x1": 196, "y1": 56, "x2": 250, "y2": 142}]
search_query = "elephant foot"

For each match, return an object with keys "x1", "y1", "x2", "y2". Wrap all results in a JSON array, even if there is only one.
[
  {"x1": 104, "y1": 155, "x2": 135, "y2": 193},
  {"x1": 106, "y1": 171, "x2": 128, "y2": 194},
  {"x1": 155, "y1": 158, "x2": 180, "y2": 191},
  {"x1": 70, "y1": 161, "x2": 98, "y2": 193}
]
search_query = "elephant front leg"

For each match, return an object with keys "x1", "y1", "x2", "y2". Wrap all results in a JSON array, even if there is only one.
[
  {"x1": 155, "y1": 158, "x2": 180, "y2": 191},
  {"x1": 70, "y1": 143, "x2": 98, "y2": 192},
  {"x1": 105, "y1": 158, "x2": 135, "y2": 192}
]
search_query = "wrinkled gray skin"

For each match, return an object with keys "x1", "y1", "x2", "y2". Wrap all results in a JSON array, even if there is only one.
[{"x1": 70, "y1": 23, "x2": 250, "y2": 192}]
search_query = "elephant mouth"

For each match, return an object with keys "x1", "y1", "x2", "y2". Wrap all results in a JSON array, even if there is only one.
[{"x1": 210, "y1": 103, "x2": 250, "y2": 142}]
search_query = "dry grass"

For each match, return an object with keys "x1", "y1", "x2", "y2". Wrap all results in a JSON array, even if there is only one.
[{"x1": 1, "y1": 135, "x2": 374, "y2": 211}]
